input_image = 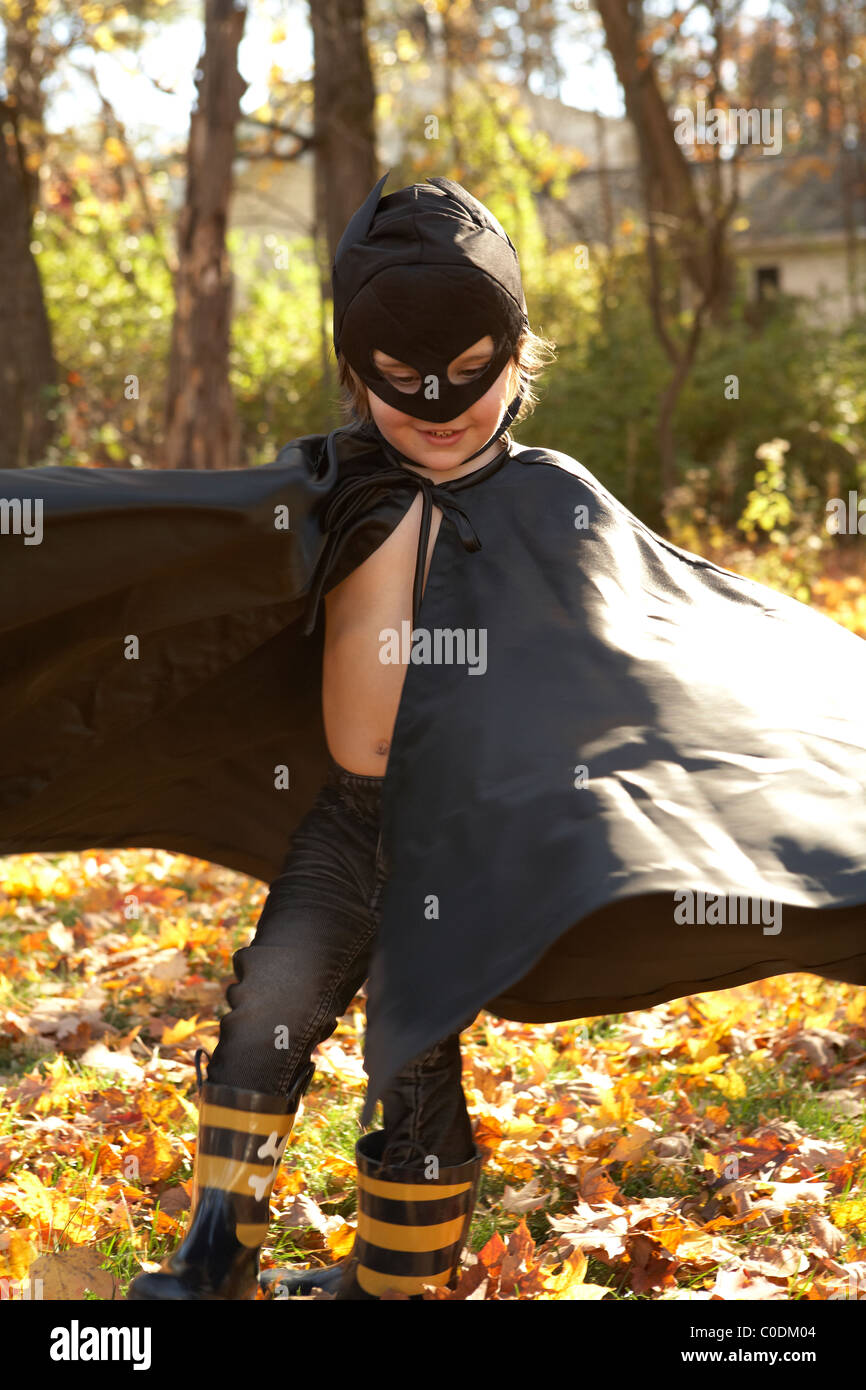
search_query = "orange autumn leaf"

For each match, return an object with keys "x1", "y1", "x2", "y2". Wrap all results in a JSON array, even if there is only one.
[
  {"x1": 126, "y1": 1131, "x2": 182, "y2": 1185},
  {"x1": 151, "y1": 1209, "x2": 181, "y2": 1235},
  {"x1": 477, "y1": 1230, "x2": 508, "y2": 1278},
  {"x1": 705, "y1": 1103, "x2": 730, "y2": 1125},
  {"x1": 273, "y1": 1166, "x2": 305, "y2": 1196},
  {"x1": 326, "y1": 1221, "x2": 357, "y2": 1260},
  {"x1": 17, "y1": 932, "x2": 49, "y2": 952},
  {"x1": 473, "y1": 1115, "x2": 504, "y2": 1152},
  {"x1": 578, "y1": 1160, "x2": 621, "y2": 1203}
]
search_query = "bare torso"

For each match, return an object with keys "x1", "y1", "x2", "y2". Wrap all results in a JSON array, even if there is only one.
[{"x1": 322, "y1": 492, "x2": 444, "y2": 775}]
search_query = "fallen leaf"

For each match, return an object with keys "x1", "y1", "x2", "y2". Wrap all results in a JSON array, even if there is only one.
[
  {"x1": 28, "y1": 1249, "x2": 117, "y2": 1300},
  {"x1": 126, "y1": 1131, "x2": 182, "y2": 1185},
  {"x1": 742, "y1": 1243, "x2": 809, "y2": 1277},
  {"x1": 711, "y1": 1263, "x2": 789, "y2": 1300},
  {"x1": 326, "y1": 1221, "x2": 356, "y2": 1260},
  {"x1": 78, "y1": 1043, "x2": 144, "y2": 1081},
  {"x1": 0, "y1": 1229, "x2": 38, "y2": 1282},
  {"x1": 501, "y1": 1177, "x2": 552, "y2": 1213},
  {"x1": 160, "y1": 1015, "x2": 201, "y2": 1046},
  {"x1": 808, "y1": 1213, "x2": 846, "y2": 1256}
]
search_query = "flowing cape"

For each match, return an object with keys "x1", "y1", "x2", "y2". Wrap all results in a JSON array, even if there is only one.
[{"x1": 1, "y1": 428, "x2": 865, "y2": 1125}]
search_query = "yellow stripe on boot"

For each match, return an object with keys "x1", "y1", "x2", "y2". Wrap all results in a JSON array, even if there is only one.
[
  {"x1": 200, "y1": 1103, "x2": 295, "y2": 1137},
  {"x1": 357, "y1": 1173, "x2": 472, "y2": 1201},
  {"x1": 196, "y1": 1153, "x2": 282, "y2": 1198},
  {"x1": 356, "y1": 1265, "x2": 454, "y2": 1297},
  {"x1": 357, "y1": 1210, "x2": 467, "y2": 1253}
]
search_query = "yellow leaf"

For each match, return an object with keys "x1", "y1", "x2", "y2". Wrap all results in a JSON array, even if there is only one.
[
  {"x1": 686, "y1": 1035, "x2": 723, "y2": 1061},
  {"x1": 326, "y1": 1222, "x2": 356, "y2": 1260},
  {"x1": 597, "y1": 1087, "x2": 636, "y2": 1125},
  {"x1": 93, "y1": 24, "x2": 115, "y2": 50},
  {"x1": 161, "y1": 1015, "x2": 200, "y2": 1046},
  {"x1": 681, "y1": 1053, "x2": 728, "y2": 1075},
  {"x1": 157, "y1": 915, "x2": 193, "y2": 950},
  {"x1": 541, "y1": 1248, "x2": 587, "y2": 1294},
  {"x1": 707, "y1": 1067, "x2": 747, "y2": 1099},
  {"x1": 11, "y1": 1171, "x2": 72, "y2": 1231},
  {"x1": 164, "y1": 1086, "x2": 201, "y2": 1128},
  {"x1": 540, "y1": 1250, "x2": 609, "y2": 1299},
  {"x1": 831, "y1": 1195, "x2": 866, "y2": 1231},
  {"x1": 527, "y1": 1042, "x2": 558, "y2": 1082},
  {"x1": 501, "y1": 1115, "x2": 547, "y2": 1142},
  {"x1": 0, "y1": 1229, "x2": 38, "y2": 1282},
  {"x1": 802, "y1": 1009, "x2": 838, "y2": 1031}
]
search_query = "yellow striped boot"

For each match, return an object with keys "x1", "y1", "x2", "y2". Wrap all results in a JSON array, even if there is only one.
[
  {"x1": 127, "y1": 1056, "x2": 315, "y2": 1300},
  {"x1": 334, "y1": 1130, "x2": 484, "y2": 1300}
]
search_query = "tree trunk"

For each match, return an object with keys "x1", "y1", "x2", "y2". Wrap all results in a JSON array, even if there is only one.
[
  {"x1": 310, "y1": 0, "x2": 378, "y2": 270},
  {"x1": 310, "y1": 0, "x2": 377, "y2": 428},
  {"x1": 0, "y1": 101, "x2": 56, "y2": 467},
  {"x1": 163, "y1": 0, "x2": 247, "y2": 471},
  {"x1": 595, "y1": 0, "x2": 734, "y2": 321}
]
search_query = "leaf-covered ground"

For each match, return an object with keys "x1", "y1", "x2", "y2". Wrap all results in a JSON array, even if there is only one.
[{"x1": 0, "y1": 849, "x2": 864, "y2": 1301}]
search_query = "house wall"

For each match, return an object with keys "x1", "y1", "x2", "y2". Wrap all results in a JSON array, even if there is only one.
[{"x1": 737, "y1": 238, "x2": 865, "y2": 324}]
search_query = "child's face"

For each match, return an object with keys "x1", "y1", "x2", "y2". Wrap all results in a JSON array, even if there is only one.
[{"x1": 365, "y1": 335, "x2": 516, "y2": 471}]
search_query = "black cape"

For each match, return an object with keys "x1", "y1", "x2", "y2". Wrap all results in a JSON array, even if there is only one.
[{"x1": 2, "y1": 426, "x2": 866, "y2": 1126}]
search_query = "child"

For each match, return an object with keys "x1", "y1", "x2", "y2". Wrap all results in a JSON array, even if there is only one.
[{"x1": 128, "y1": 174, "x2": 549, "y2": 1301}]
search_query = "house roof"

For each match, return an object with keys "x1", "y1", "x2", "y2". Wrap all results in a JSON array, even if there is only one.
[{"x1": 540, "y1": 143, "x2": 866, "y2": 248}]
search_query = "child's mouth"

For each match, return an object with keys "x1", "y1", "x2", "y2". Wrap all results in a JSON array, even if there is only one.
[{"x1": 417, "y1": 427, "x2": 467, "y2": 446}]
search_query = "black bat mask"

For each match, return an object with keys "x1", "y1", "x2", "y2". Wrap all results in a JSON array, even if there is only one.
[{"x1": 332, "y1": 172, "x2": 530, "y2": 465}]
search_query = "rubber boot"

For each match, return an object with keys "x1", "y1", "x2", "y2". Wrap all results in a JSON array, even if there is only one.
[
  {"x1": 334, "y1": 1129, "x2": 483, "y2": 1299},
  {"x1": 127, "y1": 1050, "x2": 315, "y2": 1300},
  {"x1": 261, "y1": 1130, "x2": 483, "y2": 1299}
]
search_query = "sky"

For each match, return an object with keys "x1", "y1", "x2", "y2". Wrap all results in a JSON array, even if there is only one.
[
  {"x1": 43, "y1": 0, "x2": 778, "y2": 153},
  {"x1": 46, "y1": 1, "x2": 624, "y2": 152}
]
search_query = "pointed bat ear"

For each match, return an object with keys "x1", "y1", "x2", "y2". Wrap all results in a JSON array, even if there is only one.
[
  {"x1": 333, "y1": 170, "x2": 391, "y2": 266},
  {"x1": 424, "y1": 175, "x2": 466, "y2": 199},
  {"x1": 425, "y1": 175, "x2": 519, "y2": 252}
]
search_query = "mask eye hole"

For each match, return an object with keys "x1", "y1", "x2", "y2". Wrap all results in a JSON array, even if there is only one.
[
  {"x1": 446, "y1": 334, "x2": 495, "y2": 385},
  {"x1": 372, "y1": 351, "x2": 421, "y2": 393},
  {"x1": 447, "y1": 359, "x2": 492, "y2": 385}
]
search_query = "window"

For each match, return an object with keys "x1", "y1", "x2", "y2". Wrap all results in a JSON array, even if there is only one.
[{"x1": 755, "y1": 265, "x2": 780, "y2": 302}]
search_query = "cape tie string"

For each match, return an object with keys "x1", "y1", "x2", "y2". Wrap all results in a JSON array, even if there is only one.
[{"x1": 302, "y1": 467, "x2": 482, "y2": 637}]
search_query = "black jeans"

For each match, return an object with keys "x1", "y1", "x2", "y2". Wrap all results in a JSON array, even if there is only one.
[{"x1": 205, "y1": 753, "x2": 476, "y2": 1169}]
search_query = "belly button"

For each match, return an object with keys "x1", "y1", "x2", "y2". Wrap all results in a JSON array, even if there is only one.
[{"x1": 375, "y1": 740, "x2": 390, "y2": 757}]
